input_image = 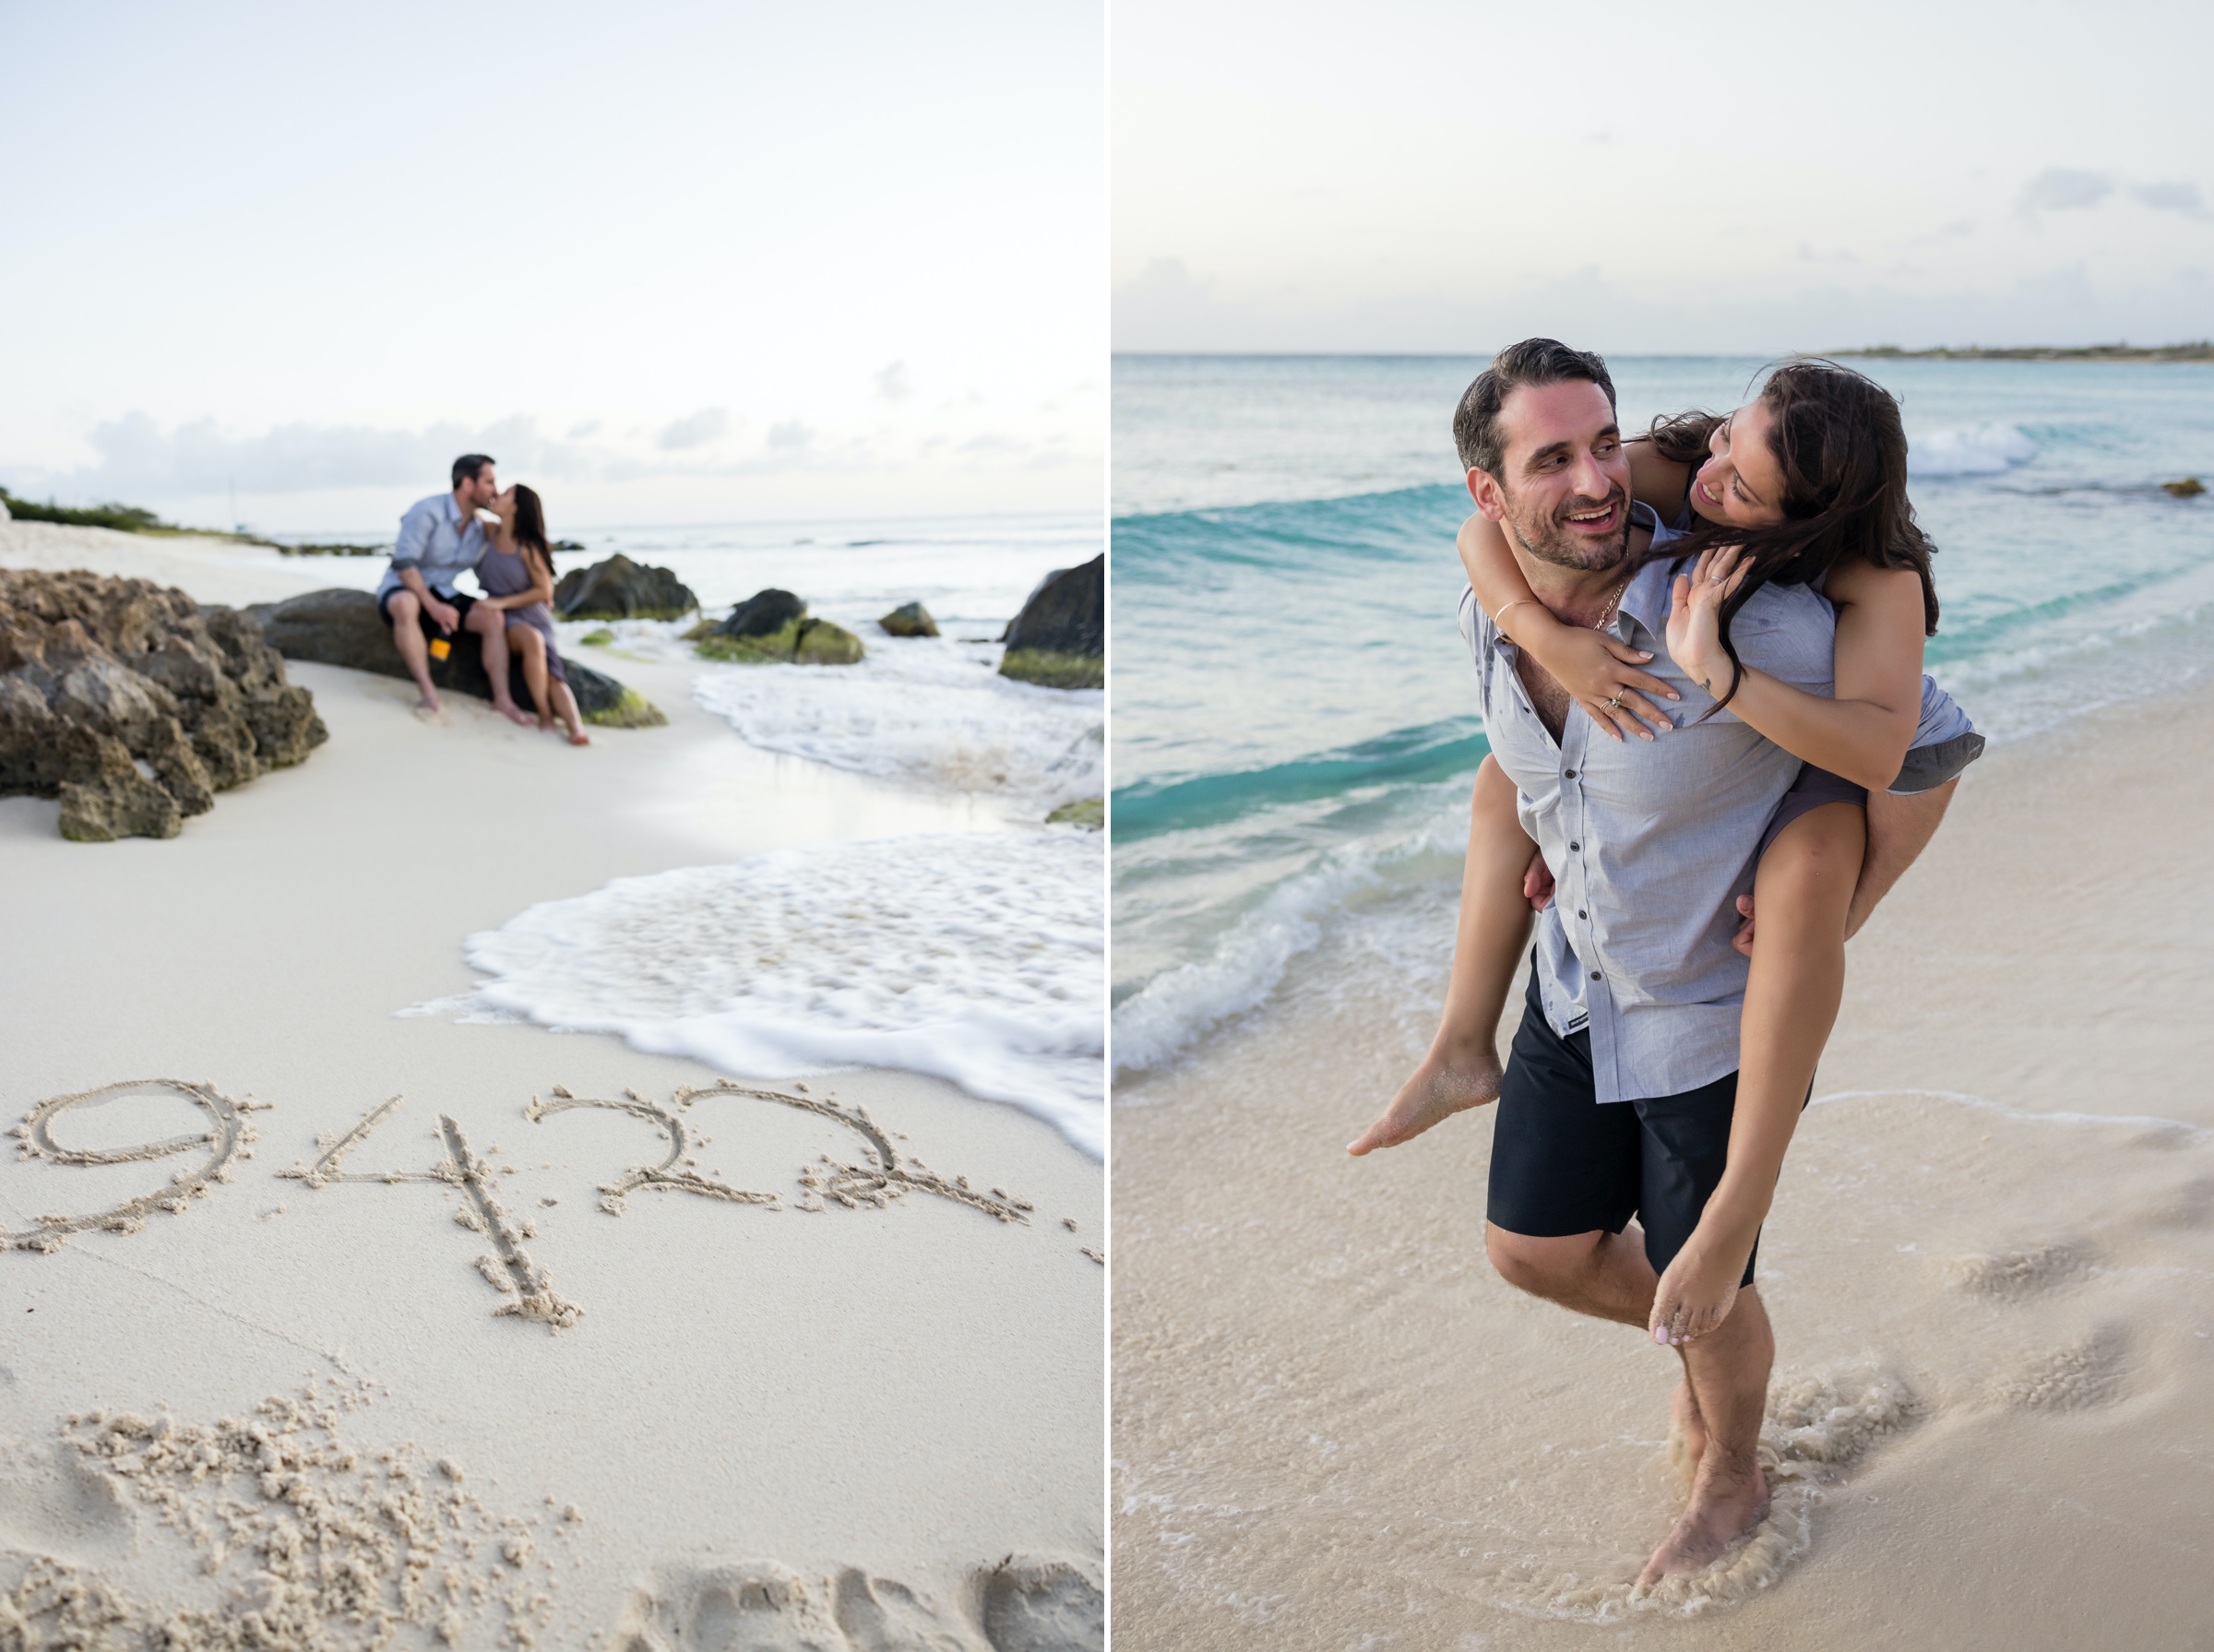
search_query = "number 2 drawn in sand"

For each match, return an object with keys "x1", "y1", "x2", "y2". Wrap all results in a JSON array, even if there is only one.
[
  {"x1": 4, "y1": 1078, "x2": 266, "y2": 1253},
  {"x1": 279, "y1": 1097, "x2": 583, "y2": 1332},
  {"x1": 530, "y1": 1080, "x2": 1034, "y2": 1225}
]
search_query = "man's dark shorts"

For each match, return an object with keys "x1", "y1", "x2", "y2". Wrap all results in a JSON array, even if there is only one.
[
  {"x1": 1487, "y1": 964, "x2": 1763, "y2": 1288},
  {"x1": 378, "y1": 585, "x2": 477, "y2": 639}
]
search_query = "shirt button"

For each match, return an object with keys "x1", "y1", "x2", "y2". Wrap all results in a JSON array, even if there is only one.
[
  {"x1": 1577, "y1": 909, "x2": 1587, "y2": 919},
  {"x1": 1568, "y1": 841, "x2": 1580, "y2": 851},
  {"x1": 1564, "y1": 768, "x2": 1577, "y2": 778},
  {"x1": 1590, "y1": 970, "x2": 1601, "y2": 981}
]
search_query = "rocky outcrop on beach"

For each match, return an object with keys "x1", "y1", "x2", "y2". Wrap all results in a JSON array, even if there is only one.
[
  {"x1": 2162, "y1": 477, "x2": 2206, "y2": 497},
  {"x1": 247, "y1": 588, "x2": 667, "y2": 729},
  {"x1": 695, "y1": 587, "x2": 864, "y2": 665},
  {"x1": 879, "y1": 600, "x2": 939, "y2": 637},
  {"x1": 552, "y1": 553, "x2": 697, "y2": 620},
  {"x1": 999, "y1": 555, "x2": 1102, "y2": 689},
  {"x1": 0, "y1": 568, "x2": 328, "y2": 840}
]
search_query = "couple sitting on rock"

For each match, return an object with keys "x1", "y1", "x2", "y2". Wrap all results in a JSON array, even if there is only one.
[{"x1": 375, "y1": 454, "x2": 589, "y2": 744}]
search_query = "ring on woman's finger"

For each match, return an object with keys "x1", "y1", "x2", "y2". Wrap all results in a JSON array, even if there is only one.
[{"x1": 1604, "y1": 693, "x2": 1625, "y2": 710}]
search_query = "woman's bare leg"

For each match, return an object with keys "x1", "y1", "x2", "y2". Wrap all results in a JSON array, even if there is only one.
[
  {"x1": 1846, "y1": 779, "x2": 1957, "y2": 939},
  {"x1": 549, "y1": 681, "x2": 589, "y2": 745},
  {"x1": 1350, "y1": 755, "x2": 1535, "y2": 1155},
  {"x1": 1648, "y1": 801, "x2": 1863, "y2": 1521},
  {"x1": 477, "y1": 606, "x2": 533, "y2": 725},
  {"x1": 506, "y1": 625, "x2": 553, "y2": 723}
]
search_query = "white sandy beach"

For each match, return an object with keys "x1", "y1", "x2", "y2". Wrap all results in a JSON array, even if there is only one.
[
  {"x1": 1112, "y1": 698, "x2": 2214, "y2": 1649},
  {"x1": 0, "y1": 525, "x2": 1104, "y2": 1648}
]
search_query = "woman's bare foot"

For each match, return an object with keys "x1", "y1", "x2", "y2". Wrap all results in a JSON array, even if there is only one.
[
  {"x1": 537, "y1": 712, "x2": 557, "y2": 732},
  {"x1": 1636, "y1": 1458, "x2": 1769, "y2": 1587},
  {"x1": 565, "y1": 728, "x2": 591, "y2": 746},
  {"x1": 494, "y1": 700, "x2": 536, "y2": 728},
  {"x1": 413, "y1": 690, "x2": 442, "y2": 715},
  {"x1": 1347, "y1": 1046, "x2": 1503, "y2": 1155},
  {"x1": 1664, "y1": 1379, "x2": 1708, "y2": 1489}
]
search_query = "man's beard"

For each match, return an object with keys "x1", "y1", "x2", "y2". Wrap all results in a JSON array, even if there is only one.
[{"x1": 1506, "y1": 485, "x2": 1632, "y2": 572}]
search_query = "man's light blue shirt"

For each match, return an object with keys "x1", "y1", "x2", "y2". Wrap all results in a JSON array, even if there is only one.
[
  {"x1": 1458, "y1": 504, "x2": 1838, "y2": 1102},
  {"x1": 375, "y1": 492, "x2": 487, "y2": 600}
]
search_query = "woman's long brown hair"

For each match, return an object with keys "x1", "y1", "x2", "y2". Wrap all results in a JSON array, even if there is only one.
[
  {"x1": 1645, "y1": 360, "x2": 1940, "y2": 716},
  {"x1": 512, "y1": 484, "x2": 554, "y2": 583}
]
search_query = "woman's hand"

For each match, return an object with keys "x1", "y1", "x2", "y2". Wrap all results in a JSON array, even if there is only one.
[
  {"x1": 1649, "y1": 1231, "x2": 1750, "y2": 1347},
  {"x1": 1667, "y1": 545, "x2": 1750, "y2": 699},
  {"x1": 1516, "y1": 616, "x2": 1680, "y2": 742}
]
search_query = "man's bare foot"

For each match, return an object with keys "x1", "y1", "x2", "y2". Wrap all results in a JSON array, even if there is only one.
[
  {"x1": 565, "y1": 728, "x2": 590, "y2": 746},
  {"x1": 414, "y1": 692, "x2": 441, "y2": 715},
  {"x1": 537, "y1": 713, "x2": 557, "y2": 732},
  {"x1": 1664, "y1": 1380, "x2": 1708, "y2": 1489},
  {"x1": 1347, "y1": 1047, "x2": 1503, "y2": 1156},
  {"x1": 1636, "y1": 1462, "x2": 1769, "y2": 1587},
  {"x1": 495, "y1": 701, "x2": 536, "y2": 728}
]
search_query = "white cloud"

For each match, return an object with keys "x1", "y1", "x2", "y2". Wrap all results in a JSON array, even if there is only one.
[
  {"x1": 767, "y1": 420, "x2": 815, "y2": 451},
  {"x1": 875, "y1": 361, "x2": 914, "y2": 404},
  {"x1": 2134, "y1": 181, "x2": 2208, "y2": 216},
  {"x1": 2016, "y1": 167, "x2": 2115, "y2": 218},
  {"x1": 657, "y1": 409, "x2": 731, "y2": 451}
]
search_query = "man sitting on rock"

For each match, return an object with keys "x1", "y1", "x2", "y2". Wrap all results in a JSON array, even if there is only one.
[{"x1": 374, "y1": 454, "x2": 530, "y2": 722}]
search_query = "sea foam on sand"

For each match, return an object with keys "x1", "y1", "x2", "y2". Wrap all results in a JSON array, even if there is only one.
[
  {"x1": 406, "y1": 830, "x2": 1106, "y2": 1159},
  {"x1": 689, "y1": 640, "x2": 1104, "y2": 810}
]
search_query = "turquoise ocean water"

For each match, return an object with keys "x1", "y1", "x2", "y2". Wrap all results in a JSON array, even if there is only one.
[{"x1": 1111, "y1": 354, "x2": 2214, "y2": 1077}]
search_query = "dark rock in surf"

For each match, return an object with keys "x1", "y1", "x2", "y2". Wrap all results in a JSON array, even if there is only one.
[
  {"x1": 878, "y1": 601, "x2": 939, "y2": 637},
  {"x1": 998, "y1": 555, "x2": 1102, "y2": 690},
  {"x1": 551, "y1": 553, "x2": 697, "y2": 621},
  {"x1": 695, "y1": 588, "x2": 864, "y2": 666}
]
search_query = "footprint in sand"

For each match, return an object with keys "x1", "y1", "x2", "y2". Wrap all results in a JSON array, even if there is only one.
[{"x1": 613, "y1": 1554, "x2": 1103, "y2": 1652}]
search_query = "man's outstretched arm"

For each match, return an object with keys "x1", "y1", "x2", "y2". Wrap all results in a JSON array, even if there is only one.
[{"x1": 1349, "y1": 756, "x2": 1535, "y2": 1155}]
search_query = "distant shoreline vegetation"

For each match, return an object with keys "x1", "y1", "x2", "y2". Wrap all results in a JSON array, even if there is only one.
[
  {"x1": 1835, "y1": 341, "x2": 2214, "y2": 362},
  {"x1": 0, "y1": 488, "x2": 585, "y2": 559}
]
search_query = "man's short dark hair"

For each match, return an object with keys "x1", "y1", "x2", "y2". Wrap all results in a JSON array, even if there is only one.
[
  {"x1": 1453, "y1": 339, "x2": 1616, "y2": 482},
  {"x1": 452, "y1": 454, "x2": 495, "y2": 488}
]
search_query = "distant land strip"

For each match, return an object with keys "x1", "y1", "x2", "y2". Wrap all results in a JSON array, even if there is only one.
[{"x1": 1833, "y1": 341, "x2": 2214, "y2": 362}]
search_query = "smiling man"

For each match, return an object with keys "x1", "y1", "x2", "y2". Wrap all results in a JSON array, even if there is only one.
[{"x1": 1349, "y1": 339, "x2": 1837, "y2": 1586}]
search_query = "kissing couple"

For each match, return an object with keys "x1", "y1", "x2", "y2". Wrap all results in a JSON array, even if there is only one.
[{"x1": 372, "y1": 453, "x2": 590, "y2": 744}]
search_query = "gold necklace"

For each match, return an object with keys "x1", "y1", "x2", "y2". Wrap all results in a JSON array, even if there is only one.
[{"x1": 1592, "y1": 571, "x2": 1631, "y2": 630}]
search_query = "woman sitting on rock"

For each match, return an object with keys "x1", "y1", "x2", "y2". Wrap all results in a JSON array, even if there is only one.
[{"x1": 478, "y1": 484, "x2": 589, "y2": 745}]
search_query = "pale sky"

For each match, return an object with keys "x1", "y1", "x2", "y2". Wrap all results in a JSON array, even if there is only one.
[
  {"x1": 1115, "y1": 0, "x2": 2214, "y2": 354},
  {"x1": 3, "y1": 1, "x2": 1102, "y2": 533}
]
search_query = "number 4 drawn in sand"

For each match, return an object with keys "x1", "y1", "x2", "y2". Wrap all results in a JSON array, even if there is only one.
[{"x1": 280, "y1": 1097, "x2": 582, "y2": 1332}]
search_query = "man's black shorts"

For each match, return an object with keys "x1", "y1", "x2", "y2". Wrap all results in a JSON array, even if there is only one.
[
  {"x1": 1486, "y1": 964, "x2": 1762, "y2": 1288},
  {"x1": 378, "y1": 585, "x2": 477, "y2": 638}
]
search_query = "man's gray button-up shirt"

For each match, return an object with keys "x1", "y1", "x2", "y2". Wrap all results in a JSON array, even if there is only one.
[
  {"x1": 1458, "y1": 505, "x2": 1838, "y2": 1103},
  {"x1": 374, "y1": 492, "x2": 488, "y2": 600}
]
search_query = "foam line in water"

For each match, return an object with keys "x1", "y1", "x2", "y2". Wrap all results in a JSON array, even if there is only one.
[
  {"x1": 1113, "y1": 808, "x2": 1461, "y2": 1076},
  {"x1": 406, "y1": 832, "x2": 1104, "y2": 1159},
  {"x1": 1907, "y1": 422, "x2": 2038, "y2": 477}
]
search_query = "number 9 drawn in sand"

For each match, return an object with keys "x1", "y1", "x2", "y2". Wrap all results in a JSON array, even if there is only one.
[{"x1": 4, "y1": 1078, "x2": 261, "y2": 1253}]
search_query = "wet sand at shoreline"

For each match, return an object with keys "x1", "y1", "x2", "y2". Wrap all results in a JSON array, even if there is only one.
[{"x1": 1112, "y1": 695, "x2": 2214, "y2": 1649}]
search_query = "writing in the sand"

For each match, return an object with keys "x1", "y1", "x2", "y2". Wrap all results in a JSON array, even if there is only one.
[{"x1": 4, "y1": 1078, "x2": 1053, "y2": 1331}]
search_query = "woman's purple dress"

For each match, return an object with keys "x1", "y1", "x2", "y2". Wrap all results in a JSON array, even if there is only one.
[{"x1": 477, "y1": 542, "x2": 566, "y2": 683}]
